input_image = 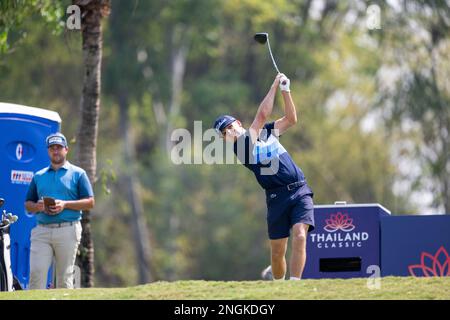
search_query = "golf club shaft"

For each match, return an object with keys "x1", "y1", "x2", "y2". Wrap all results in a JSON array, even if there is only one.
[
  {"x1": 266, "y1": 37, "x2": 280, "y2": 74},
  {"x1": 266, "y1": 38, "x2": 287, "y2": 85}
]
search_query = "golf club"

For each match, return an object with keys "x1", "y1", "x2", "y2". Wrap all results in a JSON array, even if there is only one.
[
  {"x1": 254, "y1": 32, "x2": 287, "y2": 86},
  {"x1": 1, "y1": 210, "x2": 15, "y2": 229}
]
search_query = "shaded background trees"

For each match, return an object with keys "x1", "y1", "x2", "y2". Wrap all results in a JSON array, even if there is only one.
[{"x1": 1, "y1": 0, "x2": 448, "y2": 287}]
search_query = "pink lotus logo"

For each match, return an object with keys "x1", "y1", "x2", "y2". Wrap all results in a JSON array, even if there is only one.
[
  {"x1": 408, "y1": 246, "x2": 450, "y2": 277},
  {"x1": 324, "y1": 212, "x2": 355, "y2": 233}
]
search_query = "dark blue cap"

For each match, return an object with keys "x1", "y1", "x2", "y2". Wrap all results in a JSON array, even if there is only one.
[
  {"x1": 213, "y1": 115, "x2": 236, "y2": 134},
  {"x1": 46, "y1": 132, "x2": 68, "y2": 148}
]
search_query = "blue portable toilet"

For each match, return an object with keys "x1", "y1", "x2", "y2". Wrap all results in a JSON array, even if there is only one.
[{"x1": 0, "y1": 102, "x2": 61, "y2": 288}]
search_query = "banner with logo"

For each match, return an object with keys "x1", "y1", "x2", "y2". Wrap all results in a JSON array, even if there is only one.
[
  {"x1": 381, "y1": 215, "x2": 450, "y2": 277},
  {"x1": 303, "y1": 204, "x2": 390, "y2": 279}
]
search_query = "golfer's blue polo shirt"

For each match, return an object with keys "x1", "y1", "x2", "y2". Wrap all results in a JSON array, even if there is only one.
[
  {"x1": 233, "y1": 122, "x2": 315, "y2": 238},
  {"x1": 233, "y1": 122, "x2": 308, "y2": 190},
  {"x1": 26, "y1": 161, "x2": 94, "y2": 224}
]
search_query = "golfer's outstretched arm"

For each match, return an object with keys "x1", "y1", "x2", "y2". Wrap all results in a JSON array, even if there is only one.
[
  {"x1": 249, "y1": 74, "x2": 282, "y2": 142},
  {"x1": 275, "y1": 77, "x2": 297, "y2": 135}
]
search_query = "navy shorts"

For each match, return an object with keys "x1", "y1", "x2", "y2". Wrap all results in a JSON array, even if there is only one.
[{"x1": 265, "y1": 183, "x2": 315, "y2": 240}]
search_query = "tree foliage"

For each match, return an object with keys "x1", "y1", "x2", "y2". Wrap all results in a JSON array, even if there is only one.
[{"x1": 1, "y1": 0, "x2": 447, "y2": 286}]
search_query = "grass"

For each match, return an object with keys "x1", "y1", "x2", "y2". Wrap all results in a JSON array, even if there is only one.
[{"x1": 0, "y1": 277, "x2": 449, "y2": 300}]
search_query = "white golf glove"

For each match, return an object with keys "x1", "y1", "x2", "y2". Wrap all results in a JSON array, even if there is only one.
[{"x1": 279, "y1": 75, "x2": 290, "y2": 92}]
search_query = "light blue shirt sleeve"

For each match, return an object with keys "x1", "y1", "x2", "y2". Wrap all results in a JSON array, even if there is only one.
[
  {"x1": 78, "y1": 172, "x2": 94, "y2": 198},
  {"x1": 25, "y1": 177, "x2": 39, "y2": 202}
]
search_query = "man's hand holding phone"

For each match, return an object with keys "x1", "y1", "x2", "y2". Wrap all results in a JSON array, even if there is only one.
[{"x1": 43, "y1": 197, "x2": 65, "y2": 215}]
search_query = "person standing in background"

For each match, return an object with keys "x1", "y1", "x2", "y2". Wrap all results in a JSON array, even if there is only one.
[{"x1": 25, "y1": 132, "x2": 94, "y2": 289}]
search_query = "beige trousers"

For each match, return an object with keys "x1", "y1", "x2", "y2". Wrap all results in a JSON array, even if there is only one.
[{"x1": 28, "y1": 221, "x2": 82, "y2": 289}]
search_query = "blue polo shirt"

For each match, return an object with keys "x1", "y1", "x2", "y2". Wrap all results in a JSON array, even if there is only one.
[
  {"x1": 25, "y1": 161, "x2": 94, "y2": 224},
  {"x1": 233, "y1": 122, "x2": 308, "y2": 190}
]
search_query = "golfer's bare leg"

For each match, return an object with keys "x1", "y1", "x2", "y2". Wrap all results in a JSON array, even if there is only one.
[
  {"x1": 270, "y1": 237, "x2": 288, "y2": 280},
  {"x1": 289, "y1": 223, "x2": 309, "y2": 279}
]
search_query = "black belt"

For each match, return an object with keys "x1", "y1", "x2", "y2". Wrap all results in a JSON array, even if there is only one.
[
  {"x1": 266, "y1": 180, "x2": 306, "y2": 193},
  {"x1": 39, "y1": 221, "x2": 77, "y2": 228}
]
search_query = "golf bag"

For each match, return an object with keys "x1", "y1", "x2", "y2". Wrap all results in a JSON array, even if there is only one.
[
  {"x1": 0, "y1": 228, "x2": 13, "y2": 291},
  {"x1": 0, "y1": 199, "x2": 22, "y2": 291}
]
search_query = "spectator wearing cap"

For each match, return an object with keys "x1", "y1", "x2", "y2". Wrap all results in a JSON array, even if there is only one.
[{"x1": 24, "y1": 132, "x2": 95, "y2": 289}]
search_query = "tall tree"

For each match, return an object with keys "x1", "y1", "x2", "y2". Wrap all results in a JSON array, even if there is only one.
[
  {"x1": 377, "y1": 0, "x2": 450, "y2": 214},
  {"x1": 103, "y1": 0, "x2": 156, "y2": 284},
  {"x1": 74, "y1": 0, "x2": 110, "y2": 287}
]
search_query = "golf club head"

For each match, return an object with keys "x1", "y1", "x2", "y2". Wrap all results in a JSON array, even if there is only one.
[
  {"x1": 254, "y1": 32, "x2": 283, "y2": 75},
  {"x1": 6, "y1": 213, "x2": 18, "y2": 223},
  {"x1": 0, "y1": 198, "x2": 4, "y2": 208},
  {"x1": 254, "y1": 32, "x2": 268, "y2": 44}
]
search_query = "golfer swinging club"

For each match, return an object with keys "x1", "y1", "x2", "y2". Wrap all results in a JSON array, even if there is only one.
[{"x1": 213, "y1": 73, "x2": 314, "y2": 281}]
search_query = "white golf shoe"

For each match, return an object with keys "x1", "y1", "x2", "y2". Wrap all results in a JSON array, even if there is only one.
[{"x1": 261, "y1": 265, "x2": 273, "y2": 280}]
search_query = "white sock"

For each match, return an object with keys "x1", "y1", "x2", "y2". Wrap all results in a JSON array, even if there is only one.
[
  {"x1": 290, "y1": 277, "x2": 301, "y2": 280},
  {"x1": 273, "y1": 276, "x2": 285, "y2": 281}
]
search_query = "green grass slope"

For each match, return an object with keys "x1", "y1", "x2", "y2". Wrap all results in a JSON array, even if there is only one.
[{"x1": 1, "y1": 277, "x2": 449, "y2": 300}]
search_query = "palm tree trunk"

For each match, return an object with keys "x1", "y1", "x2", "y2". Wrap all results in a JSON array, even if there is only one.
[{"x1": 74, "y1": 0, "x2": 110, "y2": 287}]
